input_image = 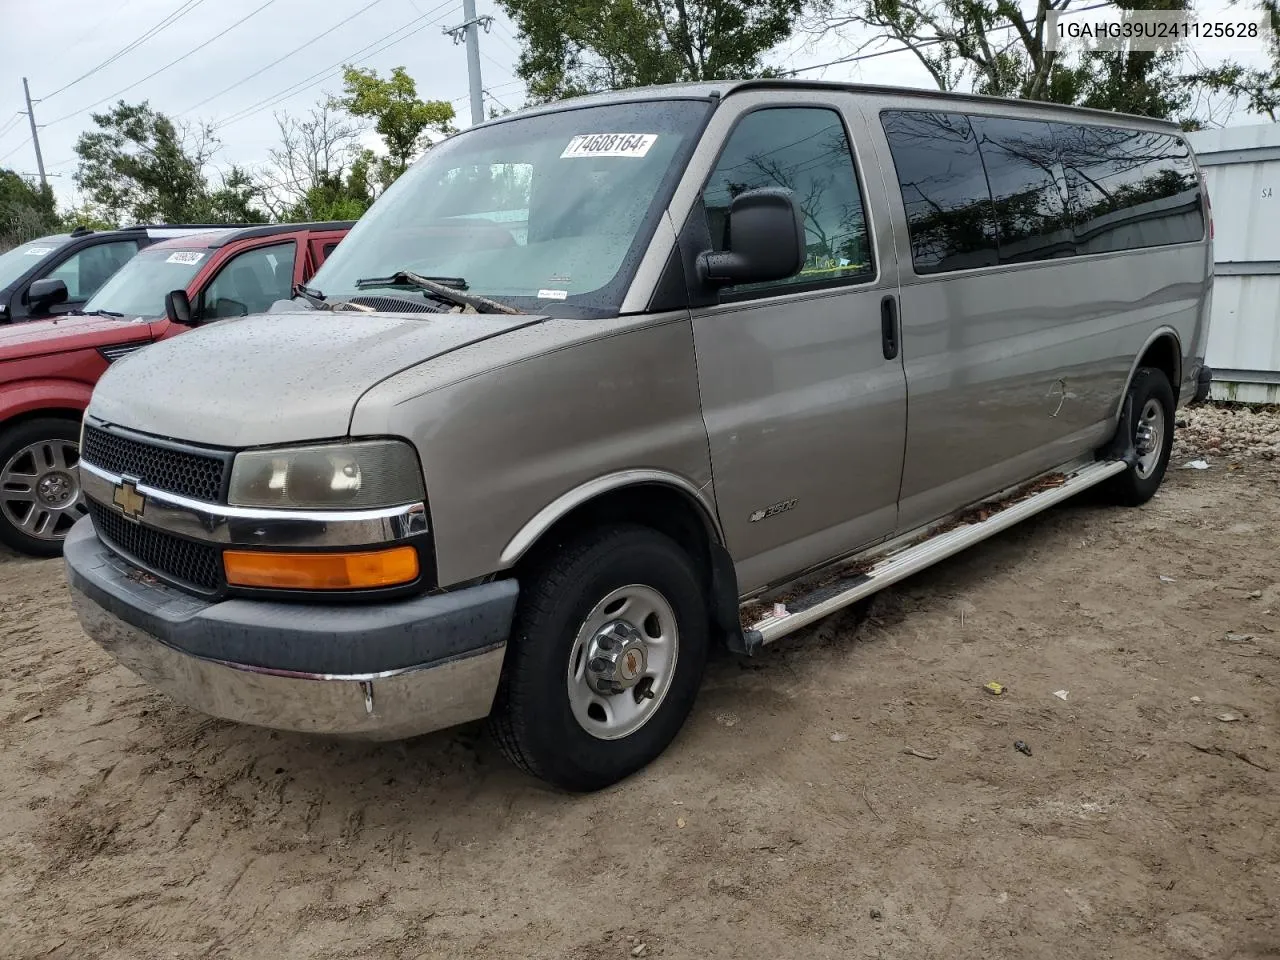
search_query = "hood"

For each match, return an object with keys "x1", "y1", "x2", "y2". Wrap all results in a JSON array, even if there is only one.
[
  {"x1": 0, "y1": 313, "x2": 156, "y2": 361},
  {"x1": 89, "y1": 308, "x2": 547, "y2": 447}
]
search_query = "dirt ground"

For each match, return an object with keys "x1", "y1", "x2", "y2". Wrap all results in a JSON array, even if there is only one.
[{"x1": 2, "y1": 407, "x2": 1278, "y2": 960}]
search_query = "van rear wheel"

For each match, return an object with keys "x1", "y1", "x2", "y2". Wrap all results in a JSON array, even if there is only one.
[
  {"x1": 488, "y1": 524, "x2": 709, "y2": 791},
  {"x1": 1103, "y1": 366, "x2": 1175, "y2": 506}
]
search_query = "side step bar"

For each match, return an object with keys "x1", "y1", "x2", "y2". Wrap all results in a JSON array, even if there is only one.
[{"x1": 742, "y1": 459, "x2": 1127, "y2": 649}]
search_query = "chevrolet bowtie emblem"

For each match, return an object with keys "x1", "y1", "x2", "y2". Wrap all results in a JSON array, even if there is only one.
[{"x1": 112, "y1": 479, "x2": 146, "y2": 521}]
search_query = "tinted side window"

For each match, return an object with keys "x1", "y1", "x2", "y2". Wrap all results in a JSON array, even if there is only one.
[
  {"x1": 46, "y1": 240, "x2": 139, "y2": 300},
  {"x1": 970, "y1": 117, "x2": 1073, "y2": 264},
  {"x1": 200, "y1": 242, "x2": 296, "y2": 319},
  {"x1": 1055, "y1": 125, "x2": 1204, "y2": 253},
  {"x1": 881, "y1": 111, "x2": 998, "y2": 274},
  {"x1": 703, "y1": 107, "x2": 873, "y2": 292}
]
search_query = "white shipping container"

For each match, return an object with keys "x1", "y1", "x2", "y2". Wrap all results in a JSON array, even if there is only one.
[{"x1": 1186, "y1": 123, "x2": 1280, "y2": 404}]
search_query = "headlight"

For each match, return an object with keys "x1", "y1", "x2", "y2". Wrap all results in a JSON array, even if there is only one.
[{"x1": 229, "y1": 439, "x2": 425, "y2": 510}]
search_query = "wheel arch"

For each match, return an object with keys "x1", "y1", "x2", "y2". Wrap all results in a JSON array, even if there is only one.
[
  {"x1": 0, "y1": 379, "x2": 92, "y2": 428},
  {"x1": 500, "y1": 472, "x2": 743, "y2": 646},
  {"x1": 1118, "y1": 328, "x2": 1183, "y2": 415}
]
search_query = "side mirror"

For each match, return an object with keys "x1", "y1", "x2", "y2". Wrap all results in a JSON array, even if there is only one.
[
  {"x1": 698, "y1": 187, "x2": 806, "y2": 287},
  {"x1": 164, "y1": 289, "x2": 193, "y2": 325},
  {"x1": 27, "y1": 278, "x2": 69, "y2": 311}
]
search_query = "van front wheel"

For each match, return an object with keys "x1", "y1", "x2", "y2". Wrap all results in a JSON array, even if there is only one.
[
  {"x1": 1104, "y1": 366, "x2": 1175, "y2": 506},
  {"x1": 489, "y1": 524, "x2": 709, "y2": 791}
]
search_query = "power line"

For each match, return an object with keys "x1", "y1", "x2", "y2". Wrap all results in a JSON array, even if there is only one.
[
  {"x1": 179, "y1": 0, "x2": 393, "y2": 116},
  {"x1": 0, "y1": 111, "x2": 24, "y2": 141},
  {"x1": 0, "y1": 137, "x2": 32, "y2": 165},
  {"x1": 40, "y1": 0, "x2": 208, "y2": 101},
  {"x1": 787, "y1": 0, "x2": 1115, "y2": 76},
  {"x1": 211, "y1": 2, "x2": 459, "y2": 131},
  {"x1": 44, "y1": 0, "x2": 280, "y2": 127}
]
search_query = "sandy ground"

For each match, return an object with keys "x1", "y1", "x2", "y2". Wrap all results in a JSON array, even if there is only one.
[{"x1": 2, "y1": 406, "x2": 1278, "y2": 960}]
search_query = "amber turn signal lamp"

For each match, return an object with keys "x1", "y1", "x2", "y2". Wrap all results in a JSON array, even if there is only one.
[{"x1": 224, "y1": 546, "x2": 420, "y2": 590}]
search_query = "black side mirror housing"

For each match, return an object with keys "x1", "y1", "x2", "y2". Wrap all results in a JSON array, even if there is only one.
[
  {"x1": 27, "y1": 278, "x2": 69, "y2": 311},
  {"x1": 698, "y1": 187, "x2": 806, "y2": 287},
  {"x1": 164, "y1": 289, "x2": 193, "y2": 325}
]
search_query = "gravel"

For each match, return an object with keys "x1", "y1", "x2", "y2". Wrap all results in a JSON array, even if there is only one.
[{"x1": 1174, "y1": 402, "x2": 1280, "y2": 461}]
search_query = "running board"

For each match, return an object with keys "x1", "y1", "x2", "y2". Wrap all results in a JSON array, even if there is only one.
[{"x1": 742, "y1": 459, "x2": 1127, "y2": 649}]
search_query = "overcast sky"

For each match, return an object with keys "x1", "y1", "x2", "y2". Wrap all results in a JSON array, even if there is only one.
[{"x1": 0, "y1": 0, "x2": 1268, "y2": 208}]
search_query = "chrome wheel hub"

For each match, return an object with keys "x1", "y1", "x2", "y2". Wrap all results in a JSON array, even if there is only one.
[
  {"x1": 1134, "y1": 398, "x2": 1166, "y2": 479},
  {"x1": 0, "y1": 438, "x2": 87, "y2": 542},
  {"x1": 585, "y1": 620, "x2": 649, "y2": 695},
  {"x1": 566, "y1": 584, "x2": 680, "y2": 741}
]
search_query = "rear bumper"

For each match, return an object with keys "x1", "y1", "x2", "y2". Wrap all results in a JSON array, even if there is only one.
[{"x1": 64, "y1": 518, "x2": 518, "y2": 740}]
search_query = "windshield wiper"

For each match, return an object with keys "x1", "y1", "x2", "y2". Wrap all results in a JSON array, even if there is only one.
[
  {"x1": 353, "y1": 271, "x2": 520, "y2": 315},
  {"x1": 85, "y1": 309, "x2": 124, "y2": 317}
]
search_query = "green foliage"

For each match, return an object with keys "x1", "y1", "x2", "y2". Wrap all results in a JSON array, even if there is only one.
[
  {"x1": 334, "y1": 67, "x2": 455, "y2": 188},
  {"x1": 1189, "y1": 0, "x2": 1280, "y2": 119},
  {"x1": 808, "y1": 0, "x2": 1206, "y2": 121},
  {"x1": 73, "y1": 101, "x2": 269, "y2": 224},
  {"x1": 497, "y1": 0, "x2": 804, "y2": 103},
  {"x1": 0, "y1": 168, "x2": 60, "y2": 248},
  {"x1": 74, "y1": 101, "x2": 215, "y2": 223}
]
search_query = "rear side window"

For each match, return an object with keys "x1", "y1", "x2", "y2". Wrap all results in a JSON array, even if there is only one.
[
  {"x1": 880, "y1": 111, "x2": 998, "y2": 274},
  {"x1": 970, "y1": 117, "x2": 1074, "y2": 263},
  {"x1": 1055, "y1": 125, "x2": 1204, "y2": 253},
  {"x1": 703, "y1": 107, "x2": 874, "y2": 293}
]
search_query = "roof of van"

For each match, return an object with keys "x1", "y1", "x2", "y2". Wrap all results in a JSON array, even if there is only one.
[
  {"x1": 144, "y1": 221, "x2": 356, "y2": 252},
  {"x1": 497, "y1": 79, "x2": 1183, "y2": 132}
]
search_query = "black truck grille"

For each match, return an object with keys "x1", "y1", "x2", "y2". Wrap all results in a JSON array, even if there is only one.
[
  {"x1": 88, "y1": 500, "x2": 223, "y2": 593},
  {"x1": 82, "y1": 426, "x2": 228, "y2": 502}
]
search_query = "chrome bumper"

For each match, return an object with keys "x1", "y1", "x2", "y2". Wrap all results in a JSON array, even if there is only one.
[
  {"x1": 64, "y1": 517, "x2": 518, "y2": 740},
  {"x1": 69, "y1": 587, "x2": 507, "y2": 739}
]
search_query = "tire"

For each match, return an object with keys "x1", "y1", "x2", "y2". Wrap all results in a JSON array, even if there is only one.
[
  {"x1": 1102, "y1": 366, "x2": 1175, "y2": 507},
  {"x1": 0, "y1": 417, "x2": 87, "y2": 558},
  {"x1": 488, "y1": 524, "x2": 710, "y2": 792}
]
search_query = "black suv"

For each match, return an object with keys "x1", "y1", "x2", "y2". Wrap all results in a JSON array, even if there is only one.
[{"x1": 0, "y1": 224, "x2": 251, "y2": 323}]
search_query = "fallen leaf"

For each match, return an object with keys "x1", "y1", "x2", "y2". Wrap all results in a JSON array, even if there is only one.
[
  {"x1": 1217, "y1": 713, "x2": 1241, "y2": 723},
  {"x1": 676, "y1": 817, "x2": 687, "y2": 829}
]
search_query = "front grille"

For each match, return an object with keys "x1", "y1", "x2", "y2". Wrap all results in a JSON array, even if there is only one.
[
  {"x1": 82, "y1": 426, "x2": 227, "y2": 502},
  {"x1": 88, "y1": 500, "x2": 223, "y2": 593}
]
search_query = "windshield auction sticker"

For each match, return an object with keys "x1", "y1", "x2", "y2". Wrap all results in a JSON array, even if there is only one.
[
  {"x1": 165, "y1": 251, "x2": 204, "y2": 265},
  {"x1": 561, "y1": 134, "x2": 658, "y2": 159}
]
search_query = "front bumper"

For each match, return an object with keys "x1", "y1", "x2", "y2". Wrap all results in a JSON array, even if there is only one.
[{"x1": 64, "y1": 518, "x2": 518, "y2": 740}]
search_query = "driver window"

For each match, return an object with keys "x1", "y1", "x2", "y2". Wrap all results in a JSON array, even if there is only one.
[
  {"x1": 199, "y1": 242, "x2": 295, "y2": 320},
  {"x1": 45, "y1": 240, "x2": 138, "y2": 301}
]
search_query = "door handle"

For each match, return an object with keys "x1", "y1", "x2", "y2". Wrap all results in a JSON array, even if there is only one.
[{"x1": 880, "y1": 295, "x2": 899, "y2": 360}]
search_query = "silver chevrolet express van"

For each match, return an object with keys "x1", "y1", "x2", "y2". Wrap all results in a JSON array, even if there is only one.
[{"x1": 64, "y1": 80, "x2": 1213, "y2": 791}]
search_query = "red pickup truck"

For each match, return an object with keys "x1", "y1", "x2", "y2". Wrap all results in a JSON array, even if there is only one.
[{"x1": 0, "y1": 221, "x2": 351, "y2": 557}]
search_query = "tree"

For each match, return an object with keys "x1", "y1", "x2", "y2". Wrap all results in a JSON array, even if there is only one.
[
  {"x1": 1191, "y1": 0, "x2": 1280, "y2": 120},
  {"x1": 257, "y1": 102, "x2": 373, "y2": 220},
  {"x1": 73, "y1": 100, "x2": 266, "y2": 224},
  {"x1": 0, "y1": 169, "x2": 59, "y2": 248},
  {"x1": 334, "y1": 66, "x2": 455, "y2": 189},
  {"x1": 499, "y1": 0, "x2": 804, "y2": 102},
  {"x1": 803, "y1": 0, "x2": 1200, "y2": 121}
]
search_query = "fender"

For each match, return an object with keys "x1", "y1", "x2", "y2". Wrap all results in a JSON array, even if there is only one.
[
  {"x1": 0, "y1": 379, "x2": 93, "y2": 424},
  {"x1": 498, "y1": 469, "x2": 725, "y2": 568},
  {"x1": 1114, "y1": 325, "x2": 1182, "y2": 420}
]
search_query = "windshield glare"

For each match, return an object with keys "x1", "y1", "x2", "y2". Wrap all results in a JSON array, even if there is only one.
[
  {"x1": 310, "y1": 100, "x2": 710, "y2": 315},
  {"x1": 0, "y1": 238, "x2": 68, "y2": 290},
  {"x1": 84, "y1": 248, "x2": 207, "y2": 317}
]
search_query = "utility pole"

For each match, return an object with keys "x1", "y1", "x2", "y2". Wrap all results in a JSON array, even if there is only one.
[
  {"x1": 21, "y1": 78, "x2": 47, "y2": 189},
  {"x1": 443, "y1": 0, "x2": 493, "y2": 126}
]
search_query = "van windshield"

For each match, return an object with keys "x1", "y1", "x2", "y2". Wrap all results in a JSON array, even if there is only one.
[
  {"x1": 84, "y1": 248, "x2": 208, "y2": 318},
  {"x1": 0, "y1": 237, "x2": 69, "y2": 290},
  {"x1": 310, "y1": 99, "x2": 710, "y2": 316}
]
